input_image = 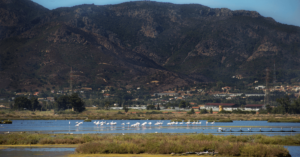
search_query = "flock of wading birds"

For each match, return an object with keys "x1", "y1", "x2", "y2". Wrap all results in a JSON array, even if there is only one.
[{"x1": 71, "y1": 120, "x2": 215, "y2": 127}]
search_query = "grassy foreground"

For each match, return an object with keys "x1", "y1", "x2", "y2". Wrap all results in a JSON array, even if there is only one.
[
  {"x1": 1, "y1": 133, "x2": 299, "y2": 156},
  {"x1": 1, "y1": 108, "x2": 300, "y2": 122}
]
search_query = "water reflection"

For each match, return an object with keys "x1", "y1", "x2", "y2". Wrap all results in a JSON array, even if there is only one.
[{"x1": 0, "y1": 148, "x2": 75, "y2": 157}]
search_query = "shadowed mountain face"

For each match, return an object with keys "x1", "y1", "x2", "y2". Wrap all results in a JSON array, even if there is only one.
[{"x1": 0, "y1": 0, "x2": 299, "y2": 91}]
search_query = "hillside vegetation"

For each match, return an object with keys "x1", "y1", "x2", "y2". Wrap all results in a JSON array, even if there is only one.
[{"x1": 0, "y1": 0, "x2": 299, "y2": 92}]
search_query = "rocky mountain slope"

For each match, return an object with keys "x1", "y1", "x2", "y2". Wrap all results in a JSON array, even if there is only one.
[{"x1": 0, "y1": 0, "x2": 299, "y2": 92}]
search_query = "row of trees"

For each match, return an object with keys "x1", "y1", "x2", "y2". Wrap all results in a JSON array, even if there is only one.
[
  {"x1": 273, "y1": 95, "x2": 300, "y2": 114},
  {"x1": 259, "y1": 95, "x2": 300, "y2": 114},
  {"x1": 13, "y1": 97, "x2": 40, "y2": 111},
  {"x1": 55, "y1": 94, "x2": 85, "y2": 112},
  {"x1": 13, "y1": 93, "x2": 85, "y2": 112}
]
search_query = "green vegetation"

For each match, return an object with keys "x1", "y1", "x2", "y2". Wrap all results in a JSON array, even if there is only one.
[
  {"x1": 268, "y1": 118, "x2": 300, "y2": 123},
  {"x1": 55, "y1": 93, "x2": 85, "y2": 113},
  {"x1": 76, "y1": 139, "x2": 289, "y2": 156},
  {"x1": 259, "y1": 95, "x2": 300, "y2": 114},
  {"x1": 74, "y1": 133, "x2": 296, "y2": 156},
  {"x1": 1, "y1": 0, "x2": 300, "y2": 94},
  {"x1": 0, "y1": 133, "x2": 298, "y2": 156},
  {"x1": 207, "y1": 119, "x2": 233, "y2": 122},
  {"x1": 187, "y1": 108, "x2": 195, "y2": 114},
  {"x1": 13, "y1": 97, "x2": 41, "y2": 111},
  {"x1": 0, "y1": 107, "x2": 299, "y2": 122}
]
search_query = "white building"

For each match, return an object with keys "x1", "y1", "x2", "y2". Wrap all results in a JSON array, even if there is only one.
[
  {"x1": 255, "y1": 85, "x2": 266, "y2": 90},
  {"x1": 244, "y1": 104, "x2": 264, "y2": 111}
]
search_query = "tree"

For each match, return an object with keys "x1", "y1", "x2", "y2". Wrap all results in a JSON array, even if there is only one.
[
  {"x1": 179, "y1": 100, "x2": 186, "y2": 108},
  {"x1": 123, "y1": 105, "x2": 129, "y2": 113},
  {"x1": 210, "y1": 108, "x2": 213, "y2": 114},
  {"x1": 30, "y1": 97, "x2": 40, "y2": 111},
  {"x1": 14, "y1": 96, "x2": 31, "y2": 110},
  {"x1": 146, "y1": 104, "x2": 155, "y2": 110},
  {"x1": 276, "y1": 95, "x2": 291, "y2": 114},
  {"x1": 200, "y1": 109, "x2": 208, "y2": 114},
  {"x1": 69, "y1": 93, "x2": 85, "y2": 112},
  {"x1": 266, "y1": 104, "x2": 272, "y2": 113},
  {"x1": 188, "y1": 108, "x2": 195, "y2": 114},
  {"x1": 290, "y1": 97, "x2": 300, "y2": 114},
  {"x1": 55, "y1": 95, "x2": 70, "y2": 111},
  {"x1": 104, "y1": 101, "x2": 110, "y2": 110},
  {"x1": 157, "y1": 104, "x2": 160, "y2": 110}
]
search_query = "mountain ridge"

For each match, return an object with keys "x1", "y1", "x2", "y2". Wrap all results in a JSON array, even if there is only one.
[{"x1": 0, "y1": 0, "x2": 299, "y2": 92}]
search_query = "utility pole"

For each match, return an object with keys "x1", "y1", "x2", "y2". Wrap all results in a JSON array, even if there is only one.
[
  {"x1": 272, "y1": 60, "x2": 276, "y2": 106},
  {"x1": 70, "y1": 67, "x2": 73, "y2": 95},
  {"x1": 273, "y1": 60, "x2": 276, "y2": 84},
  {"x1": 264, "y1": 68, "x2": 270, "y2": 109}
]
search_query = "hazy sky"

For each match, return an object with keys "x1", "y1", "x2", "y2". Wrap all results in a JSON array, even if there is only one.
[{"x1": 32, "y1": 0, "x2": 300, "y2": 27}]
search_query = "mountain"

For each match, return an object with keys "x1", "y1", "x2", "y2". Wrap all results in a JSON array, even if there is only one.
[{"x1": 0, "y1": 0, "x2": 299, "y2": 92}]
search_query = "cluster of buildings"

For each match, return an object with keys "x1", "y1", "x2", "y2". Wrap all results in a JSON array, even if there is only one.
[
  {"x1": 200, "y1": 103, "x2": 264, "y2": 112},
  {"x1": 110, "y1": 103, "x2": 264, "y2": 113}
]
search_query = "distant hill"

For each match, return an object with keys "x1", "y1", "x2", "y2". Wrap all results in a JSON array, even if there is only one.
[{"x1": 0, "y1": 0, "x2": 299, "y2": 92}]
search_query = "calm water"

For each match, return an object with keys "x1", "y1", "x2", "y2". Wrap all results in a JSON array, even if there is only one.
[
  {"x1": 0, "y1": 148, "x2": 75, "y2": 157},
  {"x1": 0, "y1": 120, "x2": 299, "y2": 135},
  {"x1": 285, "y1": 146, "x2": 300, "y2": 157}
]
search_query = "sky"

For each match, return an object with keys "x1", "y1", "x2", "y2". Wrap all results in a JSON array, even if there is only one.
[{"x1": 32, "y1": 0, "x2": 300, "y2": 27}]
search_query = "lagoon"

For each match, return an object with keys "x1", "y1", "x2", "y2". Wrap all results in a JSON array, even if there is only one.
[{"x1": 1, "y1": 120, "x2": 299, "y2": 135}]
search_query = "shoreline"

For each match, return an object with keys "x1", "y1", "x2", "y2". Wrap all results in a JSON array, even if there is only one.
[{"x1": 0, "y1": 109, "x2": 299, "y2": 122}]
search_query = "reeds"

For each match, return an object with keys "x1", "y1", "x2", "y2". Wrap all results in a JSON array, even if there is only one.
[
  {"x1": 268, "y1": 118, "x2": 300, "y2": 123},
  {"x1": 1, "y1": 108, "x2": 299, "y2": 122},
  {"x1": 0, "y1": 133, "x2": 296, "y2": 156},
  {"x1": 75, "y1": 134, "x2": 291, "y2": 156}
]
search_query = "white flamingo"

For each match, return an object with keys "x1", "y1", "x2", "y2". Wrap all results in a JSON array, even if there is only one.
[
  {"x1": 186, "y1": 120, "x2": 191, "y2": 126},
  {"x1": 142, "y1": 122, "x2": 147, "y2": 127},
  {"x1": 155, "y1": 121, "x2": 163, "y2": 126}
]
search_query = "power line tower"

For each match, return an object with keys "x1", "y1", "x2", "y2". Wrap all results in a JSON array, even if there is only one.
[
  {"x1": 271, "y1": 61, "x2": 276, "y2": 106},
  {"x1": 264, "y1": 67, "x2": 270, "y2": 108},
  {"x1": 69, "y1": 67, "x2": 73, "y2": 95},
  {"x1": 273, "y1": 60, "x2": 276, "y2": 84}
]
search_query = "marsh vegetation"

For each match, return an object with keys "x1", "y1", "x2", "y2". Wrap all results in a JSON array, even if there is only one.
[
  {"x1": 1, "y1": 133, "x2": 297, "y2": 156},
  {"x1": 1, "y1": 108, "x2": 300, "y2": 122}
]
